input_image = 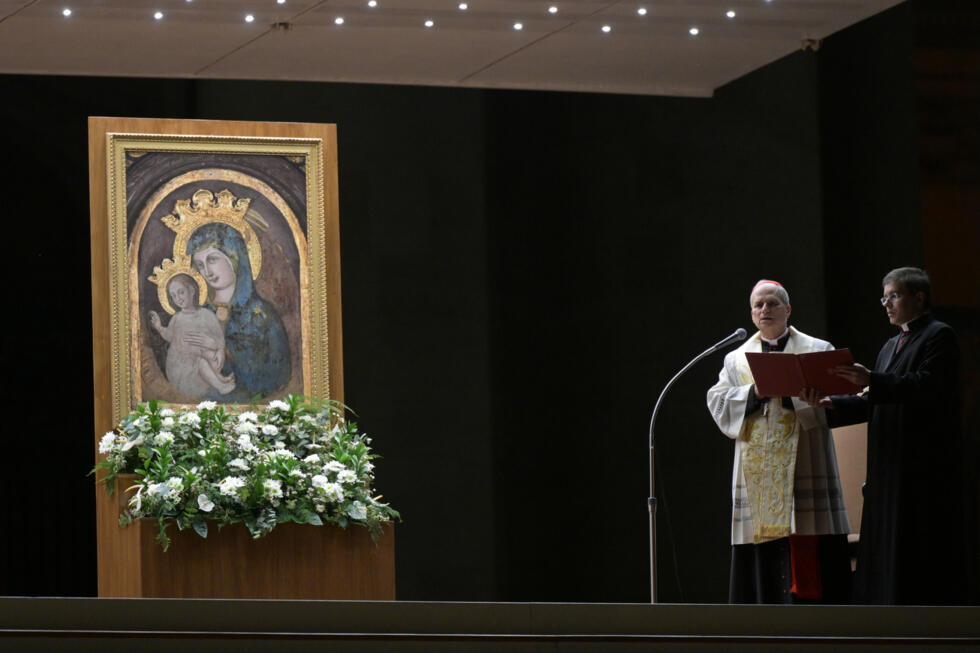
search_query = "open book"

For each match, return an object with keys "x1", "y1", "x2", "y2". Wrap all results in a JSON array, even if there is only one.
[{"x1": 745, "y1": 348, "x2": 860, "y2": 397}]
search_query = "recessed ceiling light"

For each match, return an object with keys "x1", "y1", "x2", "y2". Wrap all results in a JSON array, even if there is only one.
[
  {"x1": 458, "y1": 2, "x2": 468, "y2": 10},
  {"x1": 278, "y1": 0, "x2": 287, "y2": 5},
  {"x1": 548, "y1": 5, "x2": 558, "y2": 13},
  {"x1": 513, "y1": 22, "x2": 523, "y2": 30},
  {"x1": 689, "y1": 26, "x2": 699, "y2": 36},
  {"x1": 424, "y1": 19, "x2": 434, "y2": 27},
  {"x1": 245, "y1": 14, "x2": 255, "y2": 22},
  {"x1": 726, "y1": 10, "x2": 736, "y2": 18},
  {"x1": 153, "y1": 11, "x2": 164, "y2": 20},
  {"x1": 62, "y1": 8, "x2": 72, "y2": 17},
  {"x1": 334, "y1": 16, "x2": 344, "y2": 25},
  {"x1": 367, "y1": 0, "x2": 377, "y2": 6},
  {"x1": 637, "y1": 7, "x2": 647, "y2": 16},
  {"x1": 601, "y1": 24, "x2": 611, "y2": 33}
]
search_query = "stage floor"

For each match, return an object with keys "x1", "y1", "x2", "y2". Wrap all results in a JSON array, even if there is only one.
[{"x1": 2, "y1": 597, "x2": 979, "y2": 651}]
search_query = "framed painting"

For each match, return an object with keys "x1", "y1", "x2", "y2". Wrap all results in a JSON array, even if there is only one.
[{"x1": 89, "y1": 118, "x2": 343, "y2": 429}]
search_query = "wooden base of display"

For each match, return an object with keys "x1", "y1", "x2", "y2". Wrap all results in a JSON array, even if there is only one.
[{"x1": 99, "y1": 476, "x2": 395, "y2": 599}]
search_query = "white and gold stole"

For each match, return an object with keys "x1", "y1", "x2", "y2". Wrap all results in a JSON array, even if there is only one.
[{"x1": 733, "y1": 350, "x2": 799, "y2": 543}]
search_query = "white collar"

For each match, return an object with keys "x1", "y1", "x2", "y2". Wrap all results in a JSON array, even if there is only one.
[
  {"x1": 899, "y1": 314, "x2": 924, "y2": 333},
  {"x1": 760, "y1": 328, "x2": 789, "y2": 347}
]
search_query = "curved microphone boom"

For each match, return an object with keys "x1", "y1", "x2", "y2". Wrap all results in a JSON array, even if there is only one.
[
  {"x1": 705, "y1": 327, "x2": 748, "y2": 354},
  {"x1": 647, "y1": 327, "x2": 747, "y2": 603}
]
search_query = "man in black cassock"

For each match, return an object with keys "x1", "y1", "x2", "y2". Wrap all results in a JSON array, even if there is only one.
[{"x1": 821, "y1": 267, "x2": 965, "y2": 605}]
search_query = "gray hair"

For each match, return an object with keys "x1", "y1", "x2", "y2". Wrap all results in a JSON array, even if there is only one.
[
  {"x1": 882, "y1": 267, "x2": 931, "y2": 309},
  {"x1": 749, "y1": 280, "x2": 790, "y2": 307}
]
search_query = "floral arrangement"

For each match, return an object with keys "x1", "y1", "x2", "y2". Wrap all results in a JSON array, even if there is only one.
[{"x1": 93, "y1": 395, "x2": 399, "y2": 550}]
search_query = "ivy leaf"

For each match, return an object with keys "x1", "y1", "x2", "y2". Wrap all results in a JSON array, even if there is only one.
[
  {"x1": 193, "y1": 519, "x2": 208, "y2": 539},
  {"x1": 299, "y1": 510, "x2": 322, "y2": 526}
]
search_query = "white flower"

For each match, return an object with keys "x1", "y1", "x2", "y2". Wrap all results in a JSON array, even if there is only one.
[
  {"x1": 180, "y1": 413, "x2": 201, "y2": 426},
  {"x1": 197, "y1": 400, "x2": 217, "y2": 410},
  {"x1": 289, "y1": 469, "x2": 306, "y2": 478},
  {"x1": 262, "y1": 424, "x2": 279, "y2": 436},
  {"x1": 236, "y1": 434, "x2": 258, "y2": 453},
  {"x1": 197, "y1": 494, "x2": 215, "y2": 512},
  {"x1": 337, "y1": 469, "x2": 357, "y2": 485},
  {"x1": 323, "y1": 460, "x2": 346, "y2": 473},
  {"x1": 162, "y1": 417, "x2": 175, "y2": 428},
  {"x1": 159, "y1": 408, "x2": 175, "y2": 417},
  {"x1": 263, "y1": 479, "x2": 283, "y2": 498},
  {"x1": 362, "y1": 461, "x2": 375, "y2": 473},
  {"x1": 164, "y1": 477, "x2": 184, "y2": 500},
  {"x1": 218, "y1": 476, "x2": 247, "y2": 497},
  {"x1": 99, "y1": 432, "x2": 117, "y2": 454},
  {"x1": 129, "y1": 485, "x2": 144, "y2": 512},
  {"x1": 237, "y1": 411, "x2": 258, "y2": 423},
  {"x1": 303, "y1": 454, "x2": 321, "y2": 464},
  {"x1": 315, "y1": 504, "x2": 325, "y2": 512},
  {"x1": 347, "y1": 500, "x2": 367, "y2": 521},
  {"x1": 274, "y1": 440, "x2": 286, "y2": 449},
  {"x1": 268, "y1": 399, "x2": 289, "y2": 411},
  {"x1": 154, "y1": 431, "x2": 174, "y2": 446},
  {"x1": 299, "y1": 415, "x2": 316, "y2": 424},
  {"x1": 228, "y1": 458, "x2": 250, "y2": 471},
  {"x1": 321, "y1": 482, "x2": 345, "y2": 502},
  {"x1": 120, "y1": 435, "x2": 145, "y2": 452},
  {"x1": 145, "y1": 477, "x2": 183, "y2": 502},
  {"x1": 267, "y1": 449, "x2": 295, "y2": 461},
  {"x1": 311, "y1": 474, "x2": 329, "y2": 490},
  {"x1": 235, "y1": 421, "x2": 258, "y2": 435},
  {"x1": 198, "y1": 449, "x2": 207, "y2": 457}
]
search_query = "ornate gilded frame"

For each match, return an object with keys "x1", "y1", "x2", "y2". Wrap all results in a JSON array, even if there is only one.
[{"x1": 92, "y1": 119, "x2": 342, "y2": 427}]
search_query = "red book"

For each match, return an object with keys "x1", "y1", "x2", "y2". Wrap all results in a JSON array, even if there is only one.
[{"x1": 745, "y1": 348, "x2": 860, "y2": 398}]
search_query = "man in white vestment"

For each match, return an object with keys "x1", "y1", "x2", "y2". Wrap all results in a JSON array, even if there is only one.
[{"x1": 706, "y1": 280, "x2": 851, "y2": 603}]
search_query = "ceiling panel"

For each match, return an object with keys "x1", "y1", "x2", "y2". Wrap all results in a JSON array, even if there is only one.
[{"x1": 0, "y1": 0, "x2": 905, "y2": 96}]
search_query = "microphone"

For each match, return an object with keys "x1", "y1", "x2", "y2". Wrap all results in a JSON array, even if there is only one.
[
  {"x1": 646, "y1": 325, "x2": 747, "y2": 602},
  {"x1": 704, "y1": 328, "x2": 747, "y2": 355}
]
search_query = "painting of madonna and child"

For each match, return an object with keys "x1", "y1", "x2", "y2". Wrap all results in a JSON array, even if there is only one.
[{"x1": 129, "y1": 151, "x2": 314, "y2": 406}]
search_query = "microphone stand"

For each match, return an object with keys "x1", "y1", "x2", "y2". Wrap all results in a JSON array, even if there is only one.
[{"x1": 648, "y1": 329, "x2": 745, "y2": 603}]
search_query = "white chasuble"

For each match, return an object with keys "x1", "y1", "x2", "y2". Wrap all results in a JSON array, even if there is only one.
[{"x1": 707, "y1": 327, "x2": 851, "y2": 546}]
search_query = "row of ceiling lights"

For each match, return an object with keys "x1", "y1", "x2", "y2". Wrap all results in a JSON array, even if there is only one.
[{"x1": 60, "y1": 1, "x2": 764, "y2": 35}]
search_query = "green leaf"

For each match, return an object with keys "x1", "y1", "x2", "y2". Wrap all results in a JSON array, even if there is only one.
[
  {"x1": 193, "y1": 520, "x2": 208, "y2": 539},
  {"x1": 156, "y1": 518, "x2": 172, "y2": 551}
]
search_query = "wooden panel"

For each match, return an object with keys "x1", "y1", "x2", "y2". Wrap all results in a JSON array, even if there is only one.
[
  {"x1": 831, "y1": 424, "x2": 867, "y2": 535},
  {"x1": 106, "y1": 476, "x2": 394, "y2": 599},
  {"x1": 89, "y1": 117, "x2": 345, "y2": 597},
  {"x1": 135, "y1": 520, "x2": 394, "y2": 600}
]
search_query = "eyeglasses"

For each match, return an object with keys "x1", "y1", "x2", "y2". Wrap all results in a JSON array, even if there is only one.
[{"x1": 880, "y1": 292, "x2": 903, "y2": 306}]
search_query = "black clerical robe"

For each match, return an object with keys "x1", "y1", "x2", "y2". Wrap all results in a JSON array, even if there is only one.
[{"x1": 830, "y1": 313, "x2": 965, "y2": 605}]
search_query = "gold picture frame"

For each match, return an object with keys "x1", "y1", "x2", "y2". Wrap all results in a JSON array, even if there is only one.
[{"x1": 90, "y1": 118, "x2": 343, "y2": 429}]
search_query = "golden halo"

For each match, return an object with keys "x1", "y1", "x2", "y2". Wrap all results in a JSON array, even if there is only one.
[{"x1": 147, "y1": 258, "x2": 209, "y2": 315}]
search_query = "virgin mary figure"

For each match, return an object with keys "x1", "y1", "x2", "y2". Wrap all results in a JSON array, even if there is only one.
[{"x1": 186, "y1": 222, "x2": 291, "y2": 401}]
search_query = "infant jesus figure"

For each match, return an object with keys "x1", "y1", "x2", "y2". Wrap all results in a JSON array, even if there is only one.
[{"x1": 149, "y1": 273, "x2": 236, "y2": 398}]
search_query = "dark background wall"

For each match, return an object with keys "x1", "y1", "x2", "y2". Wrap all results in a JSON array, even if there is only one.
[{"x1": 0, "y1": 2, "x2": 974, "y2": 604}]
